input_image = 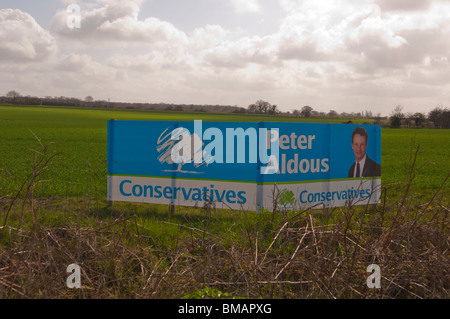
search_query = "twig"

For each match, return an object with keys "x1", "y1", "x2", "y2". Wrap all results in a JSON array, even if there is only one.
[
  {"x1": 275, "y1": 224, "x2": 309, "y2": 280},
  {"x1": 382, "y1": 276, "x2": 423, "y2": 299},
  {"x1": 202, "y1": 280, "x2": 312, "y2": 286},
  {"x1": 309, "y1": 214, "x2": 319, "y2": 254},
  {"x1": 261, "y1": 221, "x2": 288, "y2": 265}
]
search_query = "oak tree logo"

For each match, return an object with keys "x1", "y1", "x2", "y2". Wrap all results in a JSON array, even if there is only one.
[
  {"x1": 156, "y1": 126, "x2": 212, "y2": 174},
  {"x1": 277, "y1": 189, "x2": 295, "y2": 207}
]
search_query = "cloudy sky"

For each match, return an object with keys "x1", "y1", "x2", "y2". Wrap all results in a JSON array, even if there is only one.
[{"x1": 1, "y1": 0, "x2": 449, "y2": 115}]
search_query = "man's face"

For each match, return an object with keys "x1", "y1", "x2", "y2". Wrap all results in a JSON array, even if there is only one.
[{"x1": 352, "y1": 134, "x2": 367, "y2": 162}]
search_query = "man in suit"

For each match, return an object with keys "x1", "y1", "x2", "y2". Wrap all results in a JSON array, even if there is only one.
[{"x1": 348, "y1": 127, "x2": 381, "y2": 178}]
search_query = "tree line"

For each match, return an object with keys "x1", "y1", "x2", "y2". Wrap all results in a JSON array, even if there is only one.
[
  {"x1": 389, "y1": 104, "x2": 450, "y2": 129},
  {"x1": 0, "y1": 91, "x2": 244, "y2": 113},
  {"x1": 2, "y1": 91, "x2": 449, "y2": 128}
]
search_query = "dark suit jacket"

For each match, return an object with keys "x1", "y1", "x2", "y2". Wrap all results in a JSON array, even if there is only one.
[{"x1": 348, "y1": 156, "x2": 381, "y2": 178}]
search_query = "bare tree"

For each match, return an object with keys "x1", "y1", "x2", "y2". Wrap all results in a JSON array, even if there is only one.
[
  {"x1": 301, "y1": 105, "x2": 313, "y2": 117},
  {"x1": 247, "y1": 100, "x2": 272, "y2": 114},
  {"x1": 268, "y1": 104, "x2": 279, "y2": 115},
  {"x1": 405, "y1": 112, "x2": 414, "y2": 128},
  {"x1": 6, "y1": 90, "x2": 21, "y2": 103},
  {"x1": 412, "y1": 112, "x2": 426, "y2": 128},
  {"x1": 428, "y1": 105, "x2": 450, "y2": 128},
  {"x1": 327, "y1": 110, "x2": 338, "y2": 117},
  {"x1": 389, "y1": 105, "x2": 404, "y2": 128}
]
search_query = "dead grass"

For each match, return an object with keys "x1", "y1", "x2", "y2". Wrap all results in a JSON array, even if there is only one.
[{"x1": 0, "y1": 141, "x2": 448, "y2": 299}]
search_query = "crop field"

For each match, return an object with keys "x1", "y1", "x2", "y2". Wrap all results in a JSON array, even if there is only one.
[
  {"x1": 0, "y1": 105, "x2": 380, "y2": 198},
  {"x1": 0, "y1": 105, "x2": 447, "y2": 199},
  {"x1": 0, "y1": 104, "x2": 448, "y2": 299}
]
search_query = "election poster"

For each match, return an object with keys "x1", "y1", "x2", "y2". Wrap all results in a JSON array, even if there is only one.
[{"x1": 107, "y1": 120, "x2": 381, "y2": 212}]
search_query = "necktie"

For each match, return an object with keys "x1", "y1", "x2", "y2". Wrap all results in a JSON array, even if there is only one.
[{"x1": 356, "y1": 162, "x2": 360, "y2": 177}]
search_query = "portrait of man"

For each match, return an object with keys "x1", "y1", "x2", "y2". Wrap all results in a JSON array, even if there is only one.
[{"x1": 348, "y1": 127, "x2": 381, "y2": 178}]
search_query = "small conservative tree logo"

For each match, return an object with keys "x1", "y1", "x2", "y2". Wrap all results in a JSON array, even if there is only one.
[
  {"x1": 156, "y1": 126, "x2": 212, "y2": 174},
  {"x1": 277, "y1": 189, "x2": 295, "y2": 207}
]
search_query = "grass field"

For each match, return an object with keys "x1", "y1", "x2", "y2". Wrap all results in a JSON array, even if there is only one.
[
  {"x1": 0, "y1": 105, "x2": 376, "y2": 197},
  {"x1": 0, "y1": 104, "x2": 447, "y2": 198},
  {"x1": 0, "y1": 104, "x2": 448, "y2": 299}
]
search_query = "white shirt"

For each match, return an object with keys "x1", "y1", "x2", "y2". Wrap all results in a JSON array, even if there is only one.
[{"x1": 353, "y1": 154, "x2": 366, "y2": 177}]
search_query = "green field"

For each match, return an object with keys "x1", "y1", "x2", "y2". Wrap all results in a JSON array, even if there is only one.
[
  {"x1": 0, "y1": 104, "x2": 448, "y2": 299},
  {"x1": 0, "y1": 104, "x2": 448, "y2": 199}
]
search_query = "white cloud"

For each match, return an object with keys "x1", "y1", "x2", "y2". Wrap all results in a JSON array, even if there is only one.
[
  {"x1": 56, "y1": 53, "x2": 110, "y2": 75},
  {"x1": 51, "y1": 1, "x2": 187, "y2": 45},
  {"x1": 1, "y1": 0, "x2": 450, "y2": 115},
  {"x1": 375, "y1": 0, "x2": 433, "y2": 12},
  {"x1": 0, "y1": 9, "x2": 56, "y2": 62},
  {"x1": 230, "y1": 0, "x2": 262, "y2": 13},
  {"x1": 274, "y1": 0, "x2": 450, "y2": 73},
  {"x1": 190, "y1": 25, "x2": 230, "y2": 49},
  {"x1": 275, "y1": 1, "x2": 375, "y2": 61},
  {"x1": 201, "y1": 35, "x2": 277, "y2": 68},
  {"x1": 106, "y1": 49, "x2": 194, "y2": 73}
]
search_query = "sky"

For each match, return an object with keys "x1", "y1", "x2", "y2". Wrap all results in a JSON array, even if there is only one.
[{"x1": 1, "y1": 0, "x2": 449, "y2": 116}]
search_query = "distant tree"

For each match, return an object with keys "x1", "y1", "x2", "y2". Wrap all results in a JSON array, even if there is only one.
[
  {"x1": 6, "y1": 90, "x2": 21, "y2": 103},
  {"x1": 247, "y1": 100, "x2": 272, "y2": 114},
  {"x1": 22, "y1": 95, "x2": 42, "y2": 105},
  {"x1": 363, "y1": 110, "x2": 373, "y2": 118},
  {"x1": 405, "y1": 112, "x2": 414, "y2": 128},
  {"x1": 292, "y1": 109, "x2": 301, "y2": 117},
  {"x1": 85, "y1": 96, "x2": 94, "y2": 102},
  {"x1": 389, "y1": 105, "x2": 404, "y2": 128},
  {"x1": 301, "y1": 105, "x2": 313, "y2": 117},
  {"x1": 428, "y1": 106, "x2": 442, "y2": 128},
  {"x1": 327, "y1": 110, "x2": 338, "y2": 117},
  {"x1": 313, "y1": 111, "x2": 325, "y2": 117},
  {"x1": 444, "y1": 109, "x2": 450, "y2": 128},
  {"x1": 247, "y1": 103, "x2": 258, "y2": 113},
  {"x1": 428, "y1": 105, "x2": 449, "y2": 128},
  {"x1": 268, "y1": 104, "x2": 279, "y2": 115},
  {"x1": 373, "y1": 113, "x2": 384, "y2": 125},
  {"x1": 232, "y1": 107, "x2": 246, "y2": 113},
  {"x1": 412, "y1": 112, "x2": 426, "y2": 128}
]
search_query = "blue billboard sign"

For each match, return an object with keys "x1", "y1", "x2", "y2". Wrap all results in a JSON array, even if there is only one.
[{"x1": 107, "y1": 120, "x2": 381, "y2": 211}]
